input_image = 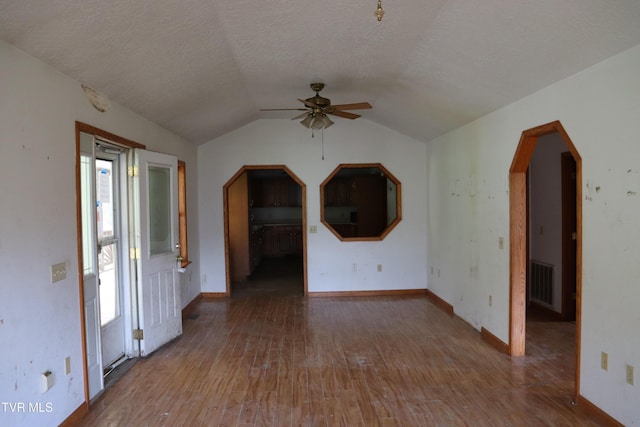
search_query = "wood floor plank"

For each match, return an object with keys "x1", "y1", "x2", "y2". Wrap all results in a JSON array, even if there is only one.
[
  {"x1": 306, "y1": 367, "x2": 324, "y2": 401},
  {"x1": 275, "y1": 367, "x2": 293, "y2": 412},
  {"x1": 77, "y1": 273, "x2": 606, "y2": 427}
]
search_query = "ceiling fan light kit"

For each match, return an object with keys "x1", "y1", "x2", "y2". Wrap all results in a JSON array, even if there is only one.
[
  {"x1": 300, "y1": 114, "x2": 314, "y2": 128},
  {"x1": 321, "y1": 115, "x2": 334, "y2": 128}
]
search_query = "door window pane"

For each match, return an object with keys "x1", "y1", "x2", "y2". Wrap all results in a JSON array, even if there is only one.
[
  {"x1": 149, "y1": 165, "x2": 172, "y2": 255},
  {"x1": 96, "y1": 160, "x2": 115, "y2": 241},
  {"x1": 98, "y1": 243, "x2": 119, "y2": 325}
]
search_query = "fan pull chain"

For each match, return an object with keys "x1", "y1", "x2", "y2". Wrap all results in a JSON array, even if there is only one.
[{"x1": 321, "y1": 127, "x2": 325, "y2": 160}]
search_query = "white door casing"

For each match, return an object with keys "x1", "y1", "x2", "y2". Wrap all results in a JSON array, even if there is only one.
[
  {"x1": 132, "y1": 149, "x2": 182, "y2": 356},
  {"x1": 79, "y1": 133, "x2": 104, "y2": 399}
]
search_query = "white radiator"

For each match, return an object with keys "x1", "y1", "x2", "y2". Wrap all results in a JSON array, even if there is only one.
[{"x1": 530, "y1": 260, "x2": 553, "y2": 305}]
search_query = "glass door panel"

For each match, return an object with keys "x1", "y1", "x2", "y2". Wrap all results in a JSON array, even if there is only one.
[
  {"x1": 96, "y1": 158, "x2": 121, "y2": 326},
  {"x1": 98, "y1": 242, "x2": 119, "y2": 325},
  {"x1": 96, "y1": 160, "x2": 115, "y2": 241},
  {"x1": 148, "y1": 165, "x2": 172, "y2": 255},
  {"x1": 95, "y1": 154, "x2": 126, "y2": 368}
]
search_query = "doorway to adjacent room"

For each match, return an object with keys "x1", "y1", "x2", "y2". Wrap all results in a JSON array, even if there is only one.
[
  {"x1": 224, "y1": 165, "x2": 307, "y2": 297},
  {"x1": 509, "y1": 120, "x2": 582, "y2": 399}
]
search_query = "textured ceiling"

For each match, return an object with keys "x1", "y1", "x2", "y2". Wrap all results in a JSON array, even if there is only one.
[{"x1": 2, "y1": 1, "x2": 640, "y2": 144}]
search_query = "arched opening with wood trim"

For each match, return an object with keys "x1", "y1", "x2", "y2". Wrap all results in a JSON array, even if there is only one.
[
  {"x1": 223, "y1": 165, "x2": 307, "y2": 296},
  {"x1": 509, "y1": 120, "x2": 582, "y2": 399}
]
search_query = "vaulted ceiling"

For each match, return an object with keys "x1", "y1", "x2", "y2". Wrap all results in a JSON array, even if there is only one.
[{"x1": 3, "y1": 1, "x2": 640, "y2": 144}]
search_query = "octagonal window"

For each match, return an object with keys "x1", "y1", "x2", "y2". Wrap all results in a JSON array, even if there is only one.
[{"x1": 320, "y1": 163, "x2": 401, "y2": 241}]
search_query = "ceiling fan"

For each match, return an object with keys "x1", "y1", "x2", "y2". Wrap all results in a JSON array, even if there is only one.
[{"x1": 260, "y1": 83, "x2": 372, "y2": 130}]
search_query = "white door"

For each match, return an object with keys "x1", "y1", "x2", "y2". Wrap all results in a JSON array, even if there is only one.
[
  {"x1": 95, "y1": 155, "x2": 126, "y2": 369},
  {"x1": 133, "y1": 149, "x2": 182, "y2": 356}
]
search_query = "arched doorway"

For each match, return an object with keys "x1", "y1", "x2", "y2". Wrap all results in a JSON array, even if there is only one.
[
  {"x1": 509, "y1": 120, "x2": 582, "y2": 398},
  {"x1": 223, "y1": 165, "x2": 307, "y2": 296}
]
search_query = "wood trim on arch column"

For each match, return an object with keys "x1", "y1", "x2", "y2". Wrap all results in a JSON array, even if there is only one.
[{"x1": 509, "y1": 120, "x2": 582, "y2": 400}]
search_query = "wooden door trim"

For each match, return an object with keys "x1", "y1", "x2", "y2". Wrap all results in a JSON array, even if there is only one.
[
  {"x1": 223, "y1": 165, "x2": 308, "y2": 295},
  {"x1": 509, "y1": 120, "x2": 582, "y2": 400}
]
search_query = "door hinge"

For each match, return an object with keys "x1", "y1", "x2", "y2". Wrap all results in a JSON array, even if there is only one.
[
  {"x1": 572, "y1": 231, "x2": 577, "y2": 240},
  {"x1": 129, "y1": 247, "x2": 141, "y2": 260},
  {"x1": 128, "y1": 166, "x2": 139, "y2": 177},
  {"x1": 133, "y1": 329, "x2": 144, "y2": 340}
]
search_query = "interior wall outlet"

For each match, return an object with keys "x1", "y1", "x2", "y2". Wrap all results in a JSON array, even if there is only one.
[
  {"x1": 377, "y1": 264, "x2": 382, "y2": 272},
  {"x1": 498, "y1": 237, "x2": 504, "y2": 249},
  {"x1": 41, "y1": 371, "x2": 53, "y2": 392},
  {"x1": 65, "y1": 357, "x2": 71, "y2": 375},
  {"x1": 601, "y1": 352, "x2": 608, "y2": 371},
  {"x1": 489, "y1": 295, "x2": 492, "y2": 307},
  {"x1": 50, "y1": 262, "x2": 66, "y2": 283},
  {"x1": 309, "y1": 225, "x2": 317, "y2": 234},
  {"x1": 626, "y1": 364, "x2": 634, "y2": 385}
]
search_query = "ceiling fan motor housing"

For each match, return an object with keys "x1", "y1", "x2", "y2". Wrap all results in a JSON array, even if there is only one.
[
  {"x1": 307, "y1": 95, "x2": 331, "y2": 109},
  {"x1": 308, "y1": 83, "x2": 331, "y2": 109}
]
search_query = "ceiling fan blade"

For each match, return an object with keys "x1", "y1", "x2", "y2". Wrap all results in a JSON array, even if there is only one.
[
  {"x1": 331, "y1": 102, "x2": 372, "y2": 111},
  {"x1": 291, "y1": 112, "x2": 309, "y2": 120},
  {"x1": 260, "y1": 108, "x2": 308, "y2": 111},
  {"x1": 298, "y1": 98, "x2": 319, "y2": 108},
  {"x1": 328, "y1": 110, "x2": 361, "y2": 120}
]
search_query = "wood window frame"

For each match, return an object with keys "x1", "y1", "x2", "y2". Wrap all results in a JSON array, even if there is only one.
[
  {"x1": 178, "y1": 160, "x2": 190, "y2": 268},
  {"x1": 320, "y1": 163, "x2": 402, "y2": 241}
]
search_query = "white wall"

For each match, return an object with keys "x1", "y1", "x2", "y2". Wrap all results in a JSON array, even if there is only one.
[
  {"x1": 427, "y1": 43, "x2": 640, "y2": 425},
  {"x1": 0, "y1": 41, "x2": 200, "y2": 427},
  {"x1": 198, "y1": 120, "x2": 428, "y2": 293},
  {"x1": 529, "y1": 133, "x2": 566, "y2": 312}
]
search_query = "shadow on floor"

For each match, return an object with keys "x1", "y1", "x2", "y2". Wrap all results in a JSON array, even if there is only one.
[{"x1": 231, "y1": 256, "x2": 304, "y2": 298}]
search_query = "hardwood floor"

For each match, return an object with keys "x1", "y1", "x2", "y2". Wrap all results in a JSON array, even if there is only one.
[{"x1": 78, "y1": 268, "x2": 601, "y2": 426}]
